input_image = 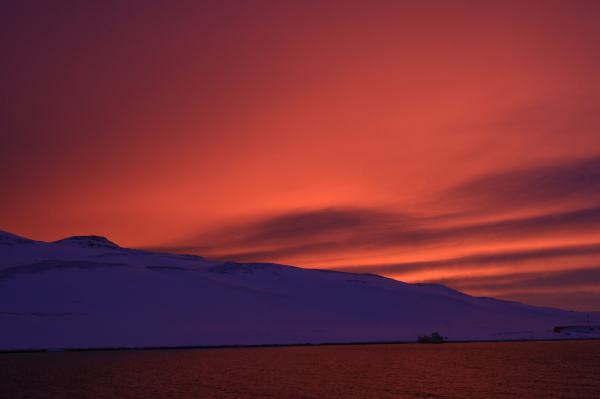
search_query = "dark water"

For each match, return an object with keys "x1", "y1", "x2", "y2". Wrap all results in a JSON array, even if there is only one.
[{"x1": 1, "y1": 341, "x2": 599, "y2": 399}]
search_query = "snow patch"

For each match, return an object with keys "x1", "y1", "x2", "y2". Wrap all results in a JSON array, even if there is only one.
[
  {"x1": 53, "y1": 235, "x2": 121, "y2": 249},
  {"x1": 0, "y1": 229, "x2": 598, "y2": 350}
]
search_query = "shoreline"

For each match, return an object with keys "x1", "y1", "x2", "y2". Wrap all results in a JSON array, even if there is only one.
[{"x1": 2, "y1": 336, "x2": 600, "y2": 355}]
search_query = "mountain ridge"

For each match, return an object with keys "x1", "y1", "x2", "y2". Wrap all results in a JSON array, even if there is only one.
[{"x1": 1, "y1": 229, "x2": 598, "y2": 350}]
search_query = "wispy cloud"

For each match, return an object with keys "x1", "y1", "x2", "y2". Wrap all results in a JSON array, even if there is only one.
[
  {"x1": 336, "y1": 243, "x2": 600, "y2": 276},
  {"x1": 148, "y1": 155, "x2": 600, "y2": 310},
  {"x1": 443, "y1": 156, "x2": 600, "y2": 211},
  {"x1": 428, "y1": 267, "x2": 600, "y2": 293},
  {"x1": 152, "y1": 205, "x2": 600, "y2": 262}
]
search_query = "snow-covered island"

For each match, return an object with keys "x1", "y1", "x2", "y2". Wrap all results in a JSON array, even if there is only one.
[{"x1": 1, "y1": 230, "x2": 598, "y2": 351}]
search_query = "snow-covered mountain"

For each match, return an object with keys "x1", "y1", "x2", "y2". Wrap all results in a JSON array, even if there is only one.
[{"x1": 0, "y1": 230, "x2": 597, "y2": 350}]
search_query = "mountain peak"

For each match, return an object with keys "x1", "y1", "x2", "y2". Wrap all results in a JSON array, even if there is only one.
[
  {"x1": 53, "y1": 235, "x2": 120, "y2": 249},
  {"x1": 0, "y1": 230, "x2": 21, "y2": 239}
]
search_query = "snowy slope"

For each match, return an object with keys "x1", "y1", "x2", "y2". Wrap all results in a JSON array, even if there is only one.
[{"x1": 0, "y1": 230, "x2": 597, "y2": 350}]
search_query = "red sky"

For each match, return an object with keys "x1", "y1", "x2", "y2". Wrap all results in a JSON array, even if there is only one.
[{"x1": 2, "y1": 0, "x2": 600, "y2": 310}]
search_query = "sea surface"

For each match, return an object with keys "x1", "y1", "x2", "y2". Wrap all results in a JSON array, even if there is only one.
[{"x1": 1, "y1": 341, "x2": 599, "y2": 398}]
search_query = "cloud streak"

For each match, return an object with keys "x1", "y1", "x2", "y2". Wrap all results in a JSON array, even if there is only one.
[
  {"x1": 431, "y1": 267, "x2": 600, "y2": 293},
  {"x1": 155, "y1": 205, "x2": 600, "y2": 263},
  {"x1": 149, "y1": 155, "x2": 600, "y2": 310},
  {"x1": 337, "y1": 243, "x2": 600, "y2": 276},
  {"x1": 443, "y1": 156, "x2": 600, "y2": 211}
]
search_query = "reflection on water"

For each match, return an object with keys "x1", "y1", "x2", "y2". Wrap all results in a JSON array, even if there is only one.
[{"x1": 1, "y1": 341, "x2": 599, "y2": 398}]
